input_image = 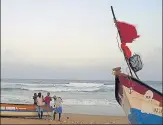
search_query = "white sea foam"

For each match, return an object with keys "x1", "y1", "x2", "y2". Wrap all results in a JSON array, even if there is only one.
[{"x1": 1, "y1": 82, "x2": 114, "y2": 92}]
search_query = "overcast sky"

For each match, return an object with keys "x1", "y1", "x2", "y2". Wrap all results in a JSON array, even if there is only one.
[{"x1": 1, "y1": 0, "x2": 162, "y2": 80}]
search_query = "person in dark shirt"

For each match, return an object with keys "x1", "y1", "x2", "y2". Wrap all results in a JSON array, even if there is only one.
[{"x1": 33, "y1": 93, "x2": 37, "y2": 105}]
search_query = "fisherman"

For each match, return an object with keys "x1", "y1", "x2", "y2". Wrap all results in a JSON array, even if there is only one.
[
  {"x1": 52, "y1": 96, "x2": 63, "y2": 121},
  {"x1": 36, "y1": 92, "x2": 44, "y2": 119},
  {"x1": 33, "y1": 93, "x2": 37, "y2": 105},
  {"x1": 51, "y1": 95, "x2": 57, "y2": 120},
  {"x1": 44, "y1": 92, "x2": 52, "y2": 108}
]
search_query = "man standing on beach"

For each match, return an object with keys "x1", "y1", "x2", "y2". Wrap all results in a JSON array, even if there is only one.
[
  {"x1": 44, "y1": 92, "x2": 52, "y2": 107},
  {"x1": 36, "y1": 92, "x2": 44, "y2": 119},
  {"x1": 53, "y1": 96, "x2": 63, "y2": 121}
]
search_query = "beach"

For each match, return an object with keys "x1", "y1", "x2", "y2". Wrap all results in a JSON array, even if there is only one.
[
  {"x1": 1, "y1": 79, "x2": 161, "y2": 124},
  {"x1": 2, "y1": 79, "x2": 161, "y2": 116},
  {"x1": 1, "y1": 113, "x2": 128, "y2": 124}
]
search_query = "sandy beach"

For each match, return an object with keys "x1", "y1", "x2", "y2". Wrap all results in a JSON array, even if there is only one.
[{"x1": 1, "y1": 113, "x2": 128, "y2": 124}]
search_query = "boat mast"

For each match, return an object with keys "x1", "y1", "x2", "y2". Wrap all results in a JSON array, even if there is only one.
[{"x1": 110, "y1": 6, "x2": 139, "y2": 79}]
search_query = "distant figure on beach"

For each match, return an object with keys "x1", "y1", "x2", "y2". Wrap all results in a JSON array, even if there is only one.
[
  {"x1": 44, "y1": 92, "x2": 52, "y2": 107},
  {"x1": 36, "y1": 92, "x2": 44, "y2": 119},
  {"x1": 33, "y1": 93, "x2": 37, "y2": 105},
  {"x1": 53, "y1": 96, "x2": 63, "y2": 121}
]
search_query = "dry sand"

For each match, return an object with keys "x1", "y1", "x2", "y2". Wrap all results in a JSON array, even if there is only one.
[{"x1": 1, "y1": 113, "x2": 128, "y2": 124}]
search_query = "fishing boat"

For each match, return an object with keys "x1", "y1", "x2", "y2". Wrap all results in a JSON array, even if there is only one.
[
  {"x1": 0, "y1": 103, "x2": 52, "y2": 117},
  {"x1": 111, "y1": 6, "x2": 163, "y2": 124}
]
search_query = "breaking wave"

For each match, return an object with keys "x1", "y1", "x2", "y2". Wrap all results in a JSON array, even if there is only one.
[{"x1": 1, "y1": 82, "x2": 114, "y2": 92}]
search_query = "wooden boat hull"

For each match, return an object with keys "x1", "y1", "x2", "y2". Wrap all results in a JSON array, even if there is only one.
[
  {"x1": 113, "y1": 67, "x2": 163, "y2": 124},
  {"x1": 0, "y1": 103, "x2": 52, "y2": 117}
]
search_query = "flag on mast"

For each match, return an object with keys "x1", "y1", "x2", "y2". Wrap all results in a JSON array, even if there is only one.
[{"x1": 115, "y1": 21, "x2": 140, "y2": 59}]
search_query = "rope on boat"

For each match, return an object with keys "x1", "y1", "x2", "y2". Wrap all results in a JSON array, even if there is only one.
[{"x1": 126, "y1": 67, "x2": 134, "y2": 94}]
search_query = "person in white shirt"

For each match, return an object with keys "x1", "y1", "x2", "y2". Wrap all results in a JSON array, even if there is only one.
[
  {"x1": 52, "y1": 96, "x2": 63, "y2": 121},
  {"x1": 36, "y1": 92, "x2": 44, "y2": 119}
]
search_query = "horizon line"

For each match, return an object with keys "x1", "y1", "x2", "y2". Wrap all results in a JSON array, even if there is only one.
[{"x1": 1, "y1": 78, "x2": 162, "y2": 82}]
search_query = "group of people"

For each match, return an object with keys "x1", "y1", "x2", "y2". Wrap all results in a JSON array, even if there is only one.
[{"x1": 33, "y1": 92, "x2": 63, "y2": 121}]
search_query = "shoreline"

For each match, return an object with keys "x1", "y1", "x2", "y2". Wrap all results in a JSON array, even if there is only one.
[{"x1": 1, "y1": 113, "x2": 128, "y2": 124}]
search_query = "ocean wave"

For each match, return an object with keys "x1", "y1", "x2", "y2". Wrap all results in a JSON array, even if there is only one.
[
  {"x1": 2, "y1": 82, "x2": 107, "y2": 87},
  {"x1": 66, "y1": 82, "x2": 103, "y2": 87},
  {"x1": 62, "y1": 99, "x2": 118, "y2": 106},
  {"x1": 24, "y1": 84, "x2": 113, "y2": 92},
  {"x1": 1, "y1": 82, "x2": 114, "y2": 92},
  {"x1": 18, "y1": 82, "x2": 106, "y2": 88}
]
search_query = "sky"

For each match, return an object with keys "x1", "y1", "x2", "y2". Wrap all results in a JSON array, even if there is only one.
[{"x1": 1, "y1": 0, "x2": 162, "y2": 80}]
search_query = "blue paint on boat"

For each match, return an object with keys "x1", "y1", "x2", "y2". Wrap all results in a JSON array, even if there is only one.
[{"x1": 128, "y1": 108, "x2": 162, "y2": 124}]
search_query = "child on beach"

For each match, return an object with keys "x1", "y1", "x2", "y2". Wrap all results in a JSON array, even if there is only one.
[
  {"x1": 33, "y1": 93, "x2": 37, "y2": 105},
  {"x1": 52, "y1": 96, "x2": 63, "y2": 121},
  {"x1": 36, "y1": 92, "x2": 44, "y2": 119}
]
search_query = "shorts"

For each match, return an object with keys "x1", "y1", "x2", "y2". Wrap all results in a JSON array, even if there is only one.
[
  {"x1": 36, "y1": 106, "x2": 43, "y2": 114},
  {"x1": 45, "y1": 103, "x2": 53, "y2": 110},
  {"x1": 54, "y1": 106, "x2": 62, "y2": 114}
]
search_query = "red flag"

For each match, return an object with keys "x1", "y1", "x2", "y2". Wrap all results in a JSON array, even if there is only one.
[
  {"x1": 116, "y1": 21, "x2": 139, "y2": 43},
  {"x1": 121, "y1": 43, "x2": 132, "y2": 59}
]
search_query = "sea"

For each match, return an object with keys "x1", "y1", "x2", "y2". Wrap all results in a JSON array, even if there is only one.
[{"x1": 1, "y1": 79, "x2": 162, "y2": 116}]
